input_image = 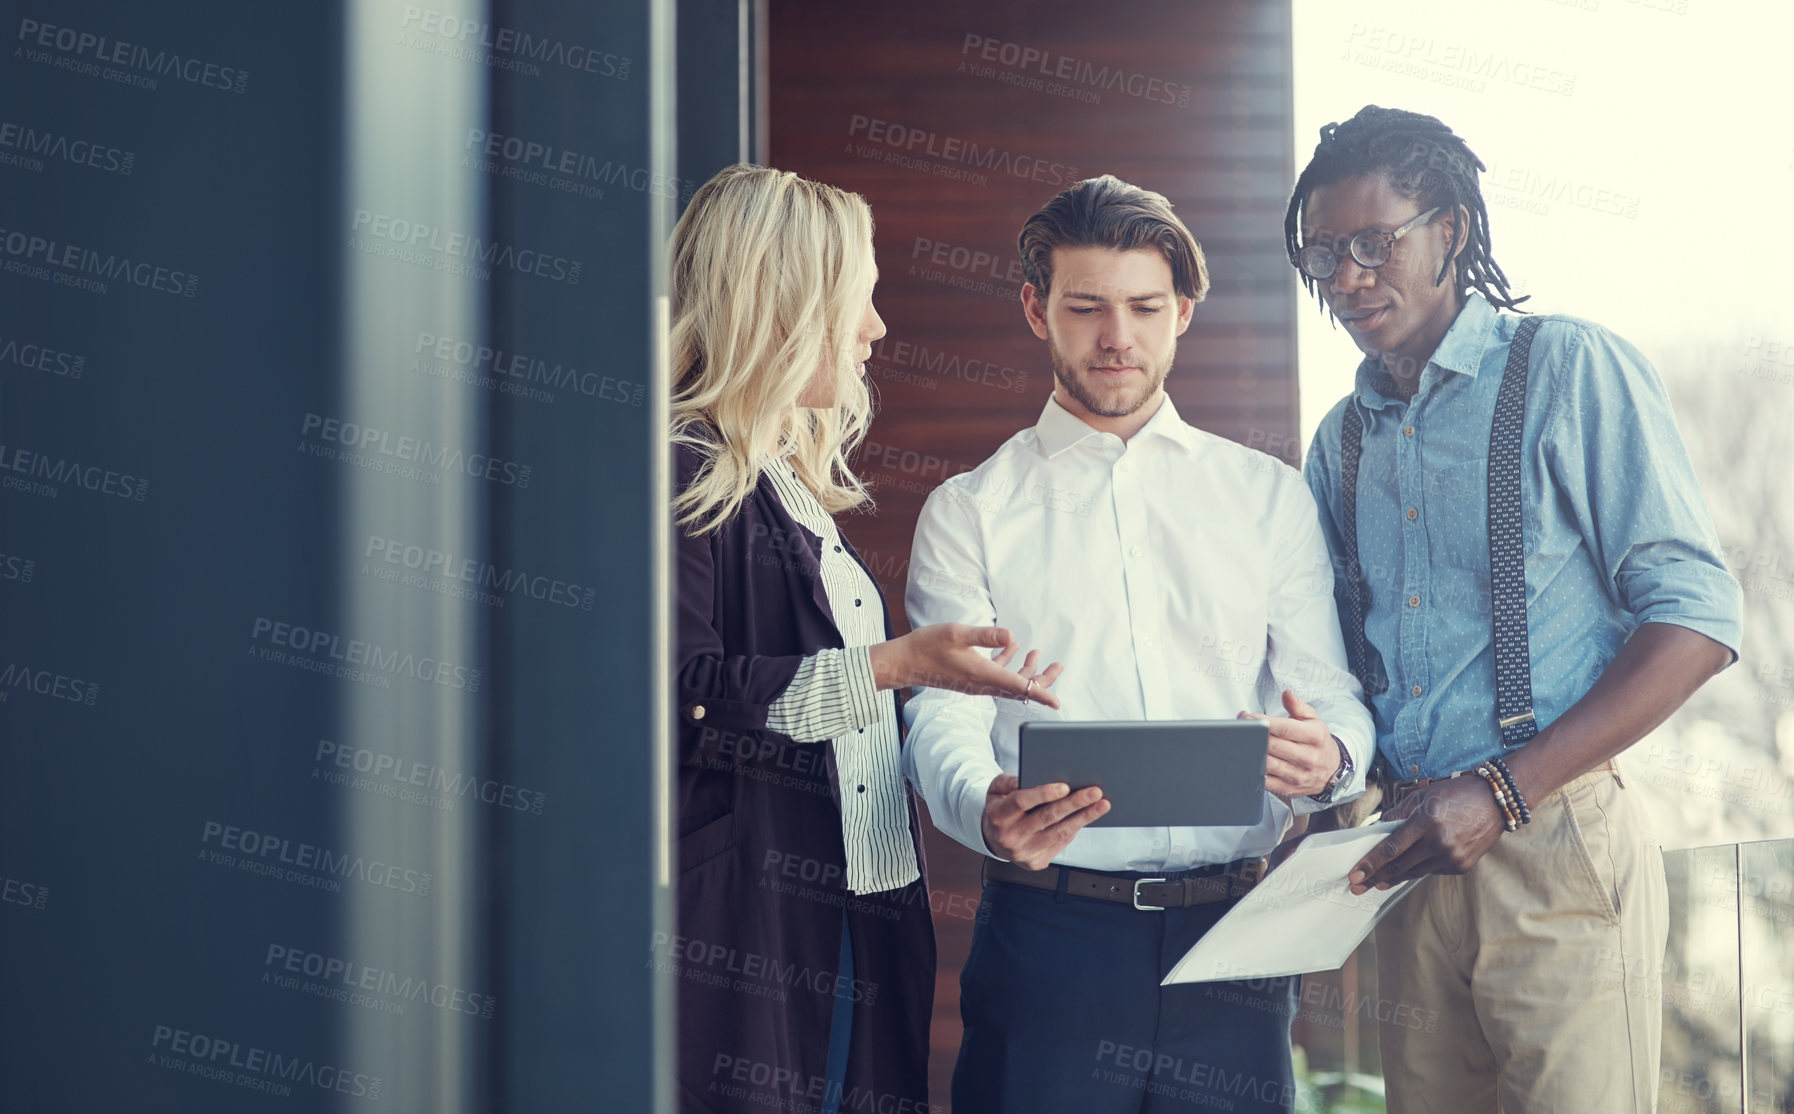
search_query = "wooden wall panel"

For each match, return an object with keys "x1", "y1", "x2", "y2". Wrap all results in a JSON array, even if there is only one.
[{"x1": 767, "y1": 2, "x2": 1296, "y2": 1105}]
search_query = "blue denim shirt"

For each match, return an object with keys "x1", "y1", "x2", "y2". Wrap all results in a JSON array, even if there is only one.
[{"x1": 1303, "y1": 293, "x2": 1743, "y2": 779}]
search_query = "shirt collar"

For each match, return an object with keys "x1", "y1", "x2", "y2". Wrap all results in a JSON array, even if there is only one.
[
  {"x1": 1429, "y1": 291, "x2": 1497, "y2": 377},
  {"x1": 1033, "y1": 392, "x2": 1189, "y2": 458},
  {"x1": 1353, "y1": 291, "x2": 1497, "y2": 412}
]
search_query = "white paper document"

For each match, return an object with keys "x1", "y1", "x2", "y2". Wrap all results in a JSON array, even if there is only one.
[{"x1": 1162, "y1": 821, "x2": 1419, "y2": 984}]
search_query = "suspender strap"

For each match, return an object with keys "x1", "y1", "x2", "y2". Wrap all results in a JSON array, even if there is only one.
[
  {"x1": 1336, "y1": 315, "x2": 1545, "y2": 747},
  {"x1": 1337, "y1": 405, "x2": 1387, "y2": 697},
  {"x1": 1490, "y1": 316, "x2": 1544, "y2": 747}
]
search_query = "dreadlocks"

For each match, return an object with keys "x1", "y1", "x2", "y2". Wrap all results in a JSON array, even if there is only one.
[{"x1": 1284, "y1": 105, "x2": 1527, "y2": 312}]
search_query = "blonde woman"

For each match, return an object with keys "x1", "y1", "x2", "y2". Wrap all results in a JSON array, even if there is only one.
[{"x1": 669, "y1": 165, "x2": 1063, "y2": 1114}]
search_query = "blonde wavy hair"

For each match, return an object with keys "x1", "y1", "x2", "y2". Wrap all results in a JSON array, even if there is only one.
[{"x1": 670, "y1": 164, "x2": 877, "y2": 535}]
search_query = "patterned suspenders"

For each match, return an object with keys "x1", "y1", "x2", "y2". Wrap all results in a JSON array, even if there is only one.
[{"x1": 1336, "y1": 316, "x2": 1545, "y2": 749}]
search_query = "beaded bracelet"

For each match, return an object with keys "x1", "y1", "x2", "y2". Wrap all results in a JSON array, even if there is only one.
[
  {"x1": 1482, "y1": 768, "x2": 1519, "y2": 832},
  {"x1": 1474, "y1": 764, "x2": 1521, "y2": 833},
  {"x1": 1488, "y1": 756, "x2": 1532, "y2": 825}
]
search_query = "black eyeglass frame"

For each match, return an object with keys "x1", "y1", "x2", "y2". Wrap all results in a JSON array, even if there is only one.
[{"x1": 1291, "y1": 207, "x2": 1443, "y2": 281}]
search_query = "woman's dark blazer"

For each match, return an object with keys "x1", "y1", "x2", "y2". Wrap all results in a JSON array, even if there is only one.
[{"x1": 671, "y1": 440, "x2": 935, "y2": 1114}]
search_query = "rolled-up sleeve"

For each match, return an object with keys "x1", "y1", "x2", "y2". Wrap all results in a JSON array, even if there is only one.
[
  {"x1": 765, "y1": 646, "x2": 882, "y2": 743},
  {"x1": 1267, "y1": 467, "x2": 1375, "y2": 811},
  {"x1": 901, "y1": 483, "x2": 1004, "y2": 858},
  {"x1": 1542, "y1": 323, "x2": 1744, "y2": 662}
]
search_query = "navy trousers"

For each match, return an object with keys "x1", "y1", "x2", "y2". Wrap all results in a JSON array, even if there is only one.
[{"x1": 953, "y1": 876, "x2": 1300, "y2": 1113}]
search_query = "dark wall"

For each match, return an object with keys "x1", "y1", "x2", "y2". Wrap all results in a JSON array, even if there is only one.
[
  {"x1": 1, "y1": 4, "x2": 349, "y2": 1108},
  {"x1": 766, "y1": 1, "x2": 1296, "y2": 1100},
  {"x1": 1, "y1": 1, "x2": 674, "y2": 1110}
]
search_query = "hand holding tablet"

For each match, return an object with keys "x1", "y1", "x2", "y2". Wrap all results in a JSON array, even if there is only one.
[{"x1": 979, "y1": 773, "x2": 1111, "y2": 870}]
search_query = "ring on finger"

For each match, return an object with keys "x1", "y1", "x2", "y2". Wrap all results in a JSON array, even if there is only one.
[{"x1": 1023, "y1": 676, "x2": 1037, "y2": 704}]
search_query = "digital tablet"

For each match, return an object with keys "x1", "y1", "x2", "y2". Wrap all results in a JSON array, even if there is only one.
[{"x1": 1017, "y1": 720, "x2": 1269, "y2": 828}]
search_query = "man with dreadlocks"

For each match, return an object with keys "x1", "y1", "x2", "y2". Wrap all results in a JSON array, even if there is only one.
[{"x1": 1287, "y1": 105, "x2": 1741, "y2": 1113}]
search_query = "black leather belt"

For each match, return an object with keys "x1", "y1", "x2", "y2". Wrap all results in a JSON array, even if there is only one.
[{"x1": 983, "y1": 856, "x2": 1265, "y2": 911}]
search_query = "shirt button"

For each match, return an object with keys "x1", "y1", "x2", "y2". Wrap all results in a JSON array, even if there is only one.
[
  {"x1": 854, "y1": 598, "x2": 862, "y2": 607},
  {"x1": 1407, "y1": 508, "x2": 1418, "y2": 521},
  {"x1": 1410, "y1": 764, "x2": 1420, "y2": 776},
  {"x1": 1403, "y1": 426, "x2": 1415, "y2": 437},
  {"x1": 1411, "y1": 684, "x2": 1423, "y2": 697},
  {"x1": 1408, "y1": 595, "x2": 1420, "y2": 607},
  {"x1": 856, "y1": 785, "x2": 865, "y2": 793},
  {"x1": 1130, "y1": 546, "x2": 1143, "y2": 557},
  {"x1": 1144, "y1": 637, "x2": 1155, "y2": 647},
  {"x1": 833, "y1": 545, "x2": 842, "y2": 553},
  {"x1": 690, "y1": 705, "x2": 706, "y2": 720}
]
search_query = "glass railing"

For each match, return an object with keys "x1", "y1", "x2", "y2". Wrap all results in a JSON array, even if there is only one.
[{"x1": 1291, "y1": 838, "x2": 1794, "y2": 1113}]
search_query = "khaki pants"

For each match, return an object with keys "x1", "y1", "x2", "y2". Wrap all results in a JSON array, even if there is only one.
[{"x1": 1374, "y1": 764, "x2": 1669, "y2": 1114}]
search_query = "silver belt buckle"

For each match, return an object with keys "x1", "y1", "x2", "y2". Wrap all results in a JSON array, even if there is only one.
[{"x1": 1132, "y1": 877, "x2": 1168, "y2": 911}]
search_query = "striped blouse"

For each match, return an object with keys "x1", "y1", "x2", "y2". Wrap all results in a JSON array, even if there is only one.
[{"x1": 763, "y1": 461, "x2": 920, "y2": 896}]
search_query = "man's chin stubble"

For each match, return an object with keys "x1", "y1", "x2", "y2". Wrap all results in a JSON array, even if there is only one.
[{"x1": 1060, "y1": 374, "x2": 1155, "y2": 419}]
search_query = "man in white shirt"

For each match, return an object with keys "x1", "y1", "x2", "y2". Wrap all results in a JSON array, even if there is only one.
[{"x1": 902, "y1": 175, "x2": 1375, "y2": 1113}]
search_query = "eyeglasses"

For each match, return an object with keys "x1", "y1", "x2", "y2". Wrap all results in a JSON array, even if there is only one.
[{"x1": 1292, "y1": 207, "x2": 1442, "y2": 281}]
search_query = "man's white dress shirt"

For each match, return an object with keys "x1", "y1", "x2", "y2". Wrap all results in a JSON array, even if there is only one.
[{"x1": 902, "y1": 394, "x2": 1374, "y2": 873}]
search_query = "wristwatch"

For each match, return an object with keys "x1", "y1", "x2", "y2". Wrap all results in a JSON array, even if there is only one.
[{"x1": 1308, "y1": 737, "x2": 1355, "y2": 805}]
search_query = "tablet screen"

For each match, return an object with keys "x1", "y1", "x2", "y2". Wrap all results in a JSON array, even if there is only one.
[{"x1": 1017, "y1": 720, "x2": 1269, "y2": 828}]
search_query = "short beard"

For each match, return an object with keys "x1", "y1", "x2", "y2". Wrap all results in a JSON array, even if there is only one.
[{"x1": 1050, "y1": 340, "x2": 1172, "y2": 419}]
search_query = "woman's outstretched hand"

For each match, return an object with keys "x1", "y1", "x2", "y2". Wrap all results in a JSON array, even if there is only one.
[{"x1": 869, "y1": 623, "x2": 1065, "y2": 708}]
